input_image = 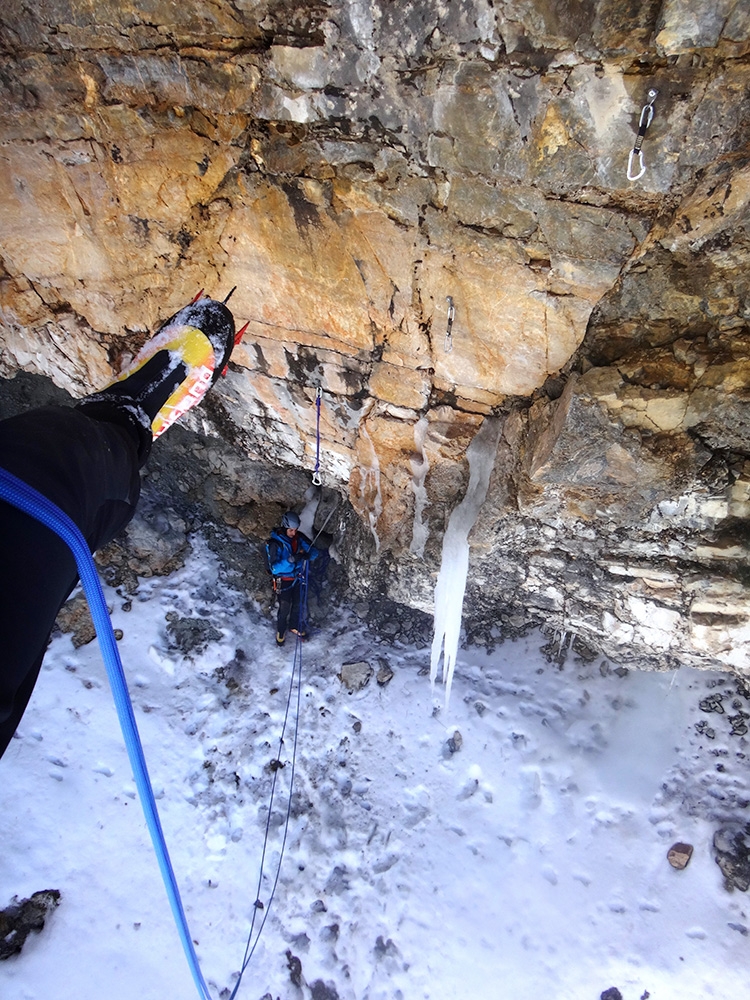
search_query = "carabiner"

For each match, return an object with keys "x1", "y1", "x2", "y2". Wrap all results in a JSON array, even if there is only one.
[
  {"x1": 445, "y1": 296, "x2": 455, "y2": 353},
  {"x1": 627, "y1": 89, "x2": 657, "y2": 183},
  {"x1": 627, "y1": 148, "x2": 645, "y2": 181},
  {"x1": 311, "y1": 385, "x2": 323, "y2": 486}
]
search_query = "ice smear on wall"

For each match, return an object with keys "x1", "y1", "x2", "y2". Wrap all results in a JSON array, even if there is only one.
[
  {"x1": 430, "y1": 417, "x2": 503, "y2": 705},
  {"x1": 359, "y1": 422, "x2": 382, "y2": 552},
  {"x1": 299, "y1": 485, "x2": 321, "y2": 539},
  {"x1": 409, "y1": 416, "x2": 430, "y2": 558}
]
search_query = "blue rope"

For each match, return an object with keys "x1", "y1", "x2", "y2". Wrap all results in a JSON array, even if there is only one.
[{"x1": 0, "y1": 466, "x2": 212, "y2": 1000}]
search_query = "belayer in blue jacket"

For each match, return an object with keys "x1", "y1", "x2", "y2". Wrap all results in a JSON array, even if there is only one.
[{"x1": 266, "y1": 511, "x2": 318, "y2": 646}]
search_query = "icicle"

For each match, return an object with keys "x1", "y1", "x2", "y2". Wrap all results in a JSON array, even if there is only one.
[
  {"x1": 430, "y1": 417, "x2": 504, "y2": 706},
  {"x1": 409, "y1": 416, "x2": 430, "y2": 558},
  {"x1": 299, "y1": 484, "x2": 322, "y2": 539},
  {"x1": 359, "y1": 423, "x2": 383, "y2": 553}
]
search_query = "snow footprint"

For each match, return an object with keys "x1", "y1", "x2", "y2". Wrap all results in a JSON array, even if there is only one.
[
  {"x1": 402, "y1": 785, "x2": 431, "y2": 828},
  {"x1": 519, "y1": 767, "x2": 542, "y2": 810},
  {"x1": 456, "y1": 764, "x2": 493, "y2": 803}
]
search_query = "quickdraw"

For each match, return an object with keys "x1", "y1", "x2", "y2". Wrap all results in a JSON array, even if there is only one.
[
  {"x1": 627, "y1": 89, "x2": 658, "y2": 182},
  {"x1": 445, "y1": 296, "x2": 455, "y2": 353},
  {"x1": 312, "y1": 386, "x2": 323, "y2": 486}
]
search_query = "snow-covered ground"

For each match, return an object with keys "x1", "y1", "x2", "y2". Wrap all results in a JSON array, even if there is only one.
[{"x1": 2, "y1": 537, "x2": 749, "y2": 1000}]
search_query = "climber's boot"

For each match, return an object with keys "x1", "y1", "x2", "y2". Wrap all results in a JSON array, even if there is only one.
[{"x1": 76, "y1": 296, "x2": 245, "y2": 464}]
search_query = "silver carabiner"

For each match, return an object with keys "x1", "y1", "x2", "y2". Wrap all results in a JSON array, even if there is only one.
[
  {"x1": 627, "y1": 89, "x2": 658, "y2": 182},
  {"x1": 627, "y1": 148, "x2": 645, "y2": 181},
  {"x1": 639, "y1": 100, "x2": 655, "y2": 131},
  {"x1": 311, "y1": 385, "x2": 323, "y2": 486},
  {"x1": 445, "y1": 296, "x2": 455, "y2": 353}
]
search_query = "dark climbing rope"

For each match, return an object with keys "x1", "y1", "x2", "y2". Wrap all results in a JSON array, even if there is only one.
[{"x1": 229, "y1": 563, "x2": 308, "y2": 998}]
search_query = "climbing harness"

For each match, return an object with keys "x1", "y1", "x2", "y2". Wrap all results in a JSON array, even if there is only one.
[
  {"x1": 312, "y1": 386, "x2": 323, "y2": 486},
  {"x1": 0, "y1": 465, "x2": 304, "y2": 1000},
  {"x1": 627, "y1": 89, "x2": 658, "y2": 182},
  {"x1": 444, "y1": 296, "x2": 455, "y2": 353}
]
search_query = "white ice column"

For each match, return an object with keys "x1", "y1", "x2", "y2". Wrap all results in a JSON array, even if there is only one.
[{"x1": 430, "y1": 417, "x2": 503, "y2": 705}]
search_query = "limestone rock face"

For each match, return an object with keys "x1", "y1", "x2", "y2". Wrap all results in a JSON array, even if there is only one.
[{"x1": 1, "y1": 1, "x2": 749, "y2": 674}]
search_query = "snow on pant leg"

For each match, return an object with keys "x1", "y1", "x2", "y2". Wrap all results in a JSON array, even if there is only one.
[{"x1": 0, "y1": 406, "x2": 142, "y2": 759}]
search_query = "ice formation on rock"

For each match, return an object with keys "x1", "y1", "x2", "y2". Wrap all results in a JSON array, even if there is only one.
[
  {"x1": 430, "y1": 417, "x2": 503, "y2": 704},
  {"x1": 359, "y1": 423, "x2": 383, "y2": 553}
]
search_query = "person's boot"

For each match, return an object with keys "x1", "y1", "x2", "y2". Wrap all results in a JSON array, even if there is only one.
[{"x1": 76, "y1": 295, "x2": 246, "y2": 464}]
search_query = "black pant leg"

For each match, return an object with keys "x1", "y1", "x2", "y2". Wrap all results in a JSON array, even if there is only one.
[
  {"x1": 0, "y1": 406, "x2": 142, "y2": 757},
  {"x1": 289, "y1": 584, "x2": 301, "y2": 631},
  {"x1": 277, "y1": 587, "x2": 292, "y2": 636}
]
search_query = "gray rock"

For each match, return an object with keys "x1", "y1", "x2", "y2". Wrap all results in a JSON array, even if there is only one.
[
  {"x1": 0, "y1": 890, "x2": 61, "y2": 960},
  {"x1": 667, "y1": 842, "x2": 694, "y2": 870},
  {"x1": 714, "y1": 825, "x2": 750, "y2": 892},
  {"x1": 339, "y1": 660, "x2": 373, "y2": 692},
  {"x1": 166, "y1": 617, "x2": 223, "y2": 656},
  {"x1": 376, "y1": 659, "x2": 394, "y2": 686}
]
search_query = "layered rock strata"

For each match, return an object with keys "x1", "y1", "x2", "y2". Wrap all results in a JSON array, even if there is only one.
[{"x1": 0, "y1": 1, "x2": 749, "y2": 672}]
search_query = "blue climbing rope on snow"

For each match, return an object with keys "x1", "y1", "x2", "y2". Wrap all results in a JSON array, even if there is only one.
[
  {"x1": 1, "y1": 464, "x2": 309, "y2": 1000},
  {"x1": 0, "y1": 465, "x2": 212, "y2": 1000}
]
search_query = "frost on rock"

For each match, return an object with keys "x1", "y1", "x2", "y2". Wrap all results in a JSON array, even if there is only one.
[
  {"x1": 359, "y1": 422, "x2": 383, "y2": 552},
  {"x1": 430, "y1": 417, "x2": 503, "y2": 705},
  {"x1": 300, "y1": 485, "x2": 322, "y2": 539},
  {"x1": 409, "y1": 415, "x2": 430, "y2": 558}
]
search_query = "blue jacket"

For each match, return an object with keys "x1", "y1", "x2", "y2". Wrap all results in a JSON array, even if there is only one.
[{"x1": 266, "y1": 528, "x2": 318, "y2": 579}]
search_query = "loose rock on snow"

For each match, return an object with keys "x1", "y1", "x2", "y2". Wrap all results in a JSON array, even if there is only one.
[
  {"x1": 339, "y1": 661, "x2": 373, "y2": 693},
  {"x1": 713, "y1": 825, "x2": 750, "y2": 892},
  {"x1": 0, "y1": 890, "x2": 61, "y2": 960},
  {"x1": 667, "y1": 842, "x2": 694, "y2": 870}
]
